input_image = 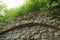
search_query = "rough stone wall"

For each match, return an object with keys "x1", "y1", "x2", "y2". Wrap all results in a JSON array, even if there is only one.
[{"x1": 0, "y1": 8, "x2": 60, "y2": 40}]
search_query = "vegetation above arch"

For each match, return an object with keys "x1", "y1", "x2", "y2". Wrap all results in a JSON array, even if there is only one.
[{"x1": 0, "y1": 0, "x2": 60, "y2": 22}]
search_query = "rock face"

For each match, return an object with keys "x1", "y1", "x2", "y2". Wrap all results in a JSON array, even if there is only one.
[
  {"x1": 0, "y1": 8, "x2": 60, "y2": 40},
  {"x1": 0, "y1": 25, "x2": 60, "y2": 40}
]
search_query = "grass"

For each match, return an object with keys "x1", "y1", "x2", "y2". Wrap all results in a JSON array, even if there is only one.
[{"x1": 0, "y1": 0, "x2": 60, "y2": 22}]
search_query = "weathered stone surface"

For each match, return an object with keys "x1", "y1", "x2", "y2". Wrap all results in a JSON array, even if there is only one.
[{"x1": 0, "y1": 8, "x2": 60, "y2": 40}]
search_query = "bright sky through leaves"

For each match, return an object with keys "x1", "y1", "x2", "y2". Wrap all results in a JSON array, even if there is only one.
[{"x1": 2, "y1": 0, "x2": 24, "y2": 9}]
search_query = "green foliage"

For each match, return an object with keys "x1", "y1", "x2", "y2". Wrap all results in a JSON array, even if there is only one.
[{"x1": 0, "y1": 0, "x2": 60, "y2": 22}]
